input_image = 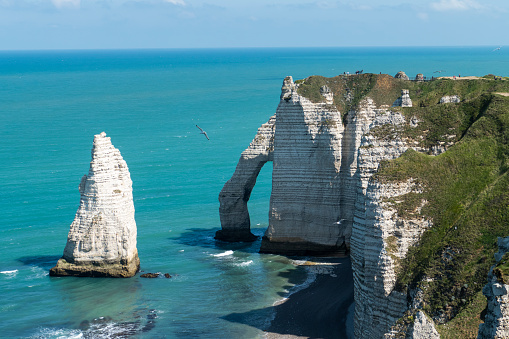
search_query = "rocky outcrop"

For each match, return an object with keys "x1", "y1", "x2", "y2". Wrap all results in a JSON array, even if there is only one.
[
  {"x1": 351, "y1": 111, "x2": 432, "y2": 338},
  {"x1": 415, "y1": 74, "x2": 424, "y2": 82},
  {"x1": 440, "y1": 95, "x2": 461, "y2": 104},
  {"x1": 395, "y1": 71, "x2": 410, "y2": 80},
  {"x1": 393, "y1": 89, "x2": 413, "y2": 107},
  {"x1": 409, "y1": 311, "x2": 440, "y2": 339},
  {"x1": 50, "y1": 132, "x2": 140, "y2": 278},
  {"x1": 216, "y1": 115, "x2": 275, "y2": 242},
  {"x1": 478, "y1": 237, "x2": 509, "y2": 338}
]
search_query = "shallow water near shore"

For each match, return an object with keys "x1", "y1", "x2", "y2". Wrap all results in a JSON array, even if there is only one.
[{"x1": 0, "y1": 47, "x2": 508, "y2": 338}]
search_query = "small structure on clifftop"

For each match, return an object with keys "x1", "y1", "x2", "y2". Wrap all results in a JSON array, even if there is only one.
[
  {"x1": 50, "y1": 132, "x2": 140, "y2": 278},
  {"x1": 392, "y1": 89, "x2": 413, "y2": 107}
]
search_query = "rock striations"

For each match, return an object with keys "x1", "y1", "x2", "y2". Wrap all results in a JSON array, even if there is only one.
[
  {"x1": 260, "y1": 76, "x2": 346, "y2": 255},
  {"x1": 50, "y1": 132, "x2": 140, "y2": 278},
  {"x1": 218, "y1": 76, "x2": 347, "y2": 254}
]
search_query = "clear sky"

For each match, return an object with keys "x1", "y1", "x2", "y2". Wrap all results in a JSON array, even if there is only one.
[{"x1": 0, "y1": 0, "x2": 507, "y2": 50}]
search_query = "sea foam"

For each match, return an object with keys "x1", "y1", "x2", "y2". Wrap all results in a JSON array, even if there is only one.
[{"x1": 210, "y1": 250, "x2": 234, "y2": 257}]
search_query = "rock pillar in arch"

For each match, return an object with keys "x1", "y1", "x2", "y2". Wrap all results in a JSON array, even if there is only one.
[
  {"x1": 259, "y1": 76, "x2": 346, "y2": 255},
  {"x1": 216, "y1": 116, "x2": 275, "y2": 242},
  {"x1": 50, "y1": 132, "x2": 140, "y2": 278}
]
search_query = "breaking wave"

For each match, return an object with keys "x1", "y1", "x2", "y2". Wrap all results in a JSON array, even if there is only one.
[{"x1": 210, "y1": 250, "x2": 234, "y2": 257}]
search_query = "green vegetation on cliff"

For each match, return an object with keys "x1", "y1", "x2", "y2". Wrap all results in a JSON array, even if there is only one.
[
  {"x1": 378, "y1": 93, "x2": 509, "y2": 322},
  {"x1": 298, "y1": 74, "x2": 509, "y2": 333}
]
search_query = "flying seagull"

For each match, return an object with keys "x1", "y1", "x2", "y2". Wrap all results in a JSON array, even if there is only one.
[
  {"x1": 196, "y1": 125, "x2": 209, "y2": 140},
  {"x1": 433, "y1": 70, "x2": 446, "y2": 73},
  {"x1": 493, "y1": 46, "x2": 502, "y2": 52}
]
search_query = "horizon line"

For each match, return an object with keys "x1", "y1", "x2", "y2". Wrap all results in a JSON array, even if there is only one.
[{"x1": 0, "y1": 45, "x2": 504, "y2": 53}]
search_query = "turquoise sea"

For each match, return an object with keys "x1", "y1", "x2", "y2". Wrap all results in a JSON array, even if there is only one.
[{"x1": 1, "y1": 47, "x2": 508, "y2": 338}]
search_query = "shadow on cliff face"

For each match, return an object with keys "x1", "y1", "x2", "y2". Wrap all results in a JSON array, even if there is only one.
[
  {"x1": 222, "y1": 257, "x2": 354, "y2": 339},
  {"x1": 17, "y1": 255, "x2": 61, "y2": 270},
  {"x1": 173, "y1": 227, "x2": 267, "y2": 253}
]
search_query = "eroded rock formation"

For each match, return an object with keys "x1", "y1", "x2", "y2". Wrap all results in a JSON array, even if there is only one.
[
  {"x1": 216, "y1": 115, "x2": 275, "y2": 242},
  {"x1": 440, "y1": 95, "x2": 461, "y2": 104},
  {"x1": 392, "y1": 89, "x2": 413, "y2": 107},
  {"x1": 218, "y1": 74, "x2": 473, "y2": 337},
  {"x1": 260, "y1": 76, "x2": 346, "y2": 255},
  {"x1": 409, "y1": 311, "x2": 440, "y2": 339},
  {"x1": 478, "y1": 237, "x2": 509, "y2": 338},
  {"x1": 50, "y1": 132, "x2": 140, "y2": 278},
  {"x1": 219, "y1": 76, "x2": 423, "y2": 259}
]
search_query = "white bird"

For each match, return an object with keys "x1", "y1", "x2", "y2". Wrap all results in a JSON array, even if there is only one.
[
  {"x1": 493, "y1": 46, "x2": 501, "y2": 52},
  {"x1": 196, "y1": 125, "x2": 209, "y2": 140}
]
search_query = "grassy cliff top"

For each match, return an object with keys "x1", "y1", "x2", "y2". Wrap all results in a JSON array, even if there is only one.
[{"x1": 296, "y1": 73, "x2": 509, "y2": 114}]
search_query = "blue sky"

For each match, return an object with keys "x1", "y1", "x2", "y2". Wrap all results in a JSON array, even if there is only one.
[{"x1": 0, "y1": 0, "x2": 507, "y2": 50}]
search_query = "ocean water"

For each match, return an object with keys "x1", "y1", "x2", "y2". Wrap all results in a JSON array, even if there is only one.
[{"x1": 0, "y1": 47, "x2": 508, "y2": 338}]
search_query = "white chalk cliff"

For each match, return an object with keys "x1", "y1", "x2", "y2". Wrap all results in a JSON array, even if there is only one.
[
  {"x1": 260, "y1": 77, "x2": 346, "y2": 254},
  {"x1": 478, "y1": 237, "x2": 509, "y2": 338},
  {"x1": 218, "y1": 75, "x2": 448, "y2": 337},
  {"x1": 392, "y1": 89, "x2": 413, "y2": 107},
  {"x1": 50, "y1": 132, "x2": 140, "y2": 278},
  {"x1": 219, "y1": 76, "x2": 348, "y2": 254}
]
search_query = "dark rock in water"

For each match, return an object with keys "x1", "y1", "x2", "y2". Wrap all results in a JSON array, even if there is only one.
[
  {"x1": 142, "y1": 320, "x2": 156, "y2": 332},
  {"x1": 93, "y1": 316, "x2": 113, "y2": 324},
  {"x1": 147, "y1": 310, "x2": 158, "y2": 320},
  {"x1": 79, "y1": 320, "x2": 90, "y2": 330},
  {"x1": 140, "y1": 272, "x2": 172, "y2": 278}
]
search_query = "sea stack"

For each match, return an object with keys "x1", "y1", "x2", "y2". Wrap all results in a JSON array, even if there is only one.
[{"x1": 50, "y1": 132, "x2": 140, "y2": 278}]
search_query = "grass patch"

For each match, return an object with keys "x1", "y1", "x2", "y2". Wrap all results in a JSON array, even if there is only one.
[{"x1": 437, "y1": 290, "x2": 486, "y2": 339}]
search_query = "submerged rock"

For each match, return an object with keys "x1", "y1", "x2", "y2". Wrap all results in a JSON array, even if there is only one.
[
  {"x1": 50, "y1": 132, "x2": 140, "y2": 278},
  {"x1": 139, "y1": 273, "x2": 172, "y2": 278}
]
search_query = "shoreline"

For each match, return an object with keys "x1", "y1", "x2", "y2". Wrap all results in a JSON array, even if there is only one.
[{"x1": 264, "y1": 257, "x2": 354, "y2": 339}]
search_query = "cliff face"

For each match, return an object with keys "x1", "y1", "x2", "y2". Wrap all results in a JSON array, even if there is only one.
[
  {"x1": 219, "y1": 74, "x2": 509, "y2": 337},
  {"x1": 50, "y1": 132, "x2": 140, "y2": 278},
  {"x1": 478, "y1": 237, "x2": 509, "y2": 338},
  {"x1": 218, "y1": 76, "x2": 349, "y2": 254},
  {"x1": 260, "y1": 77, "x2": 347, "y2": 254}
]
